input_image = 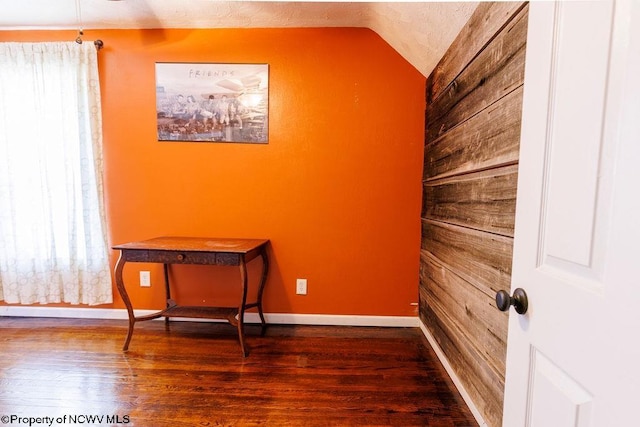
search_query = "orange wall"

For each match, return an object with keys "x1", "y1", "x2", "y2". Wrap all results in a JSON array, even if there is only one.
[{"x1": 0, "y1": 28, "x2": 425, "y2": 316}]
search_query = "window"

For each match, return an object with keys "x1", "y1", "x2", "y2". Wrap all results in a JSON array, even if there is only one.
[{"x1": 0, "y1": 42, "x2": 112, "y2": 305}]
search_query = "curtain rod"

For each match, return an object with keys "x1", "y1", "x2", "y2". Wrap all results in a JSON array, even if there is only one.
[{"x1": 74, "y1": 30, "x2": 104, "y2": 50}]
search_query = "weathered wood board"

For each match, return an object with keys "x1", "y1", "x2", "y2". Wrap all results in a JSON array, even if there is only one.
[
  {"x1": 420, "y1": 3, "x2": 527, "y2": 426},
  {"x1": 421, "y1": 219, "x2": 513, "y2": 298},
  {"x1": 426, "y1": 4, "x2": 529, "y2": 142},
  {"x1": 427, "y1": 2, "x2": 528, "y2": 103},
  {"x1": 420, "y1": 250, "x2": 508, "y2": 374},
  {"x1": 423, "y1": 164, "x2": 518, "y2": 237},
  {"x1": 424, "y1": 87, "x2": 523, "y2": 181}
]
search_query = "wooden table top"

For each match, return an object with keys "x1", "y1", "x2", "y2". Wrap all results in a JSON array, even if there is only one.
[{"x1": 113, "y1": 236, "x2": 269, "y2": 254}]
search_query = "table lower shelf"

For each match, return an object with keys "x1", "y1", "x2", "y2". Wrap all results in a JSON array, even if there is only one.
[
  {"x1": 134, "y1": 302, "x2": 240, "y2": 325},
  {"x1": 129, "y1": 302, "x2": 249, "y2": 355}
]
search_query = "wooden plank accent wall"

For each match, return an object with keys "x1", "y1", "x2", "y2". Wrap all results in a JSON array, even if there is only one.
[{"x1": 420, "y1": 3, "x2": 528, "y2": 427}]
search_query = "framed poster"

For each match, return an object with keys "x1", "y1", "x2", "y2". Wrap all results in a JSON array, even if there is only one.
[{"x1": 155, "y1": 63, "x2": 269, "y2": 143}]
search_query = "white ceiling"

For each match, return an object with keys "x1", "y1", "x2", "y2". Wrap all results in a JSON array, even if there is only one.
[{"x1": 0, "y1": 1, "x2": 479, "y2": 77}]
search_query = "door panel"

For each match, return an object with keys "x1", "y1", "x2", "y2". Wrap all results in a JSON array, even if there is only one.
[
  {"x1": 529, "y1": 350, "x2": 593, "y2": 427},
  {"x1": 543, "y1": 1, "x2": 614, "y2": 267},
  {"x1": 503, "y1": 1, "x2": 640, "y2": 426}
]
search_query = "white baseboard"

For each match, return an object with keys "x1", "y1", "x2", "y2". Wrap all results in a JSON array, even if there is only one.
[
  {"x1": 419, "y1": 320, "x2": 487, "y2": 427},
  {"x1": 264, "y1": 313, "x2": 419, "y2": 327},
  {"x1": 0, "y1": 305, "x2": 139, "y2": 320},
  {"x1": 0, "y1": 305, "x2": 419, "y2": 328}
]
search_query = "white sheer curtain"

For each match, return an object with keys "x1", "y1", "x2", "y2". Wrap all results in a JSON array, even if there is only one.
[{"x1": 0, "y1": 42, "x2": 112, "y2": 305}]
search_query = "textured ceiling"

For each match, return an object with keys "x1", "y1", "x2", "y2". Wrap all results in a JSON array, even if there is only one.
[{"x1": 0, "y1": 1, "x2": 478, "y2": 77}]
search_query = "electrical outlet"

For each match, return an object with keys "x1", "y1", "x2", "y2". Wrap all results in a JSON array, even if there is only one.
[
  {"x1": 296, "y1": 278, "x2": 307, "y2": 295},
  {"x1": 140, "y1": 271, "x2": 151, "y2": 287}
]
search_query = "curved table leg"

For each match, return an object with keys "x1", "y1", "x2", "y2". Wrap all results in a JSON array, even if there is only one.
[
  {"x1": 114, "y1": 252, "x2": 135, "y2": 351},
  {"x1": 256, "y1": 249, "x2": 269, "y2": 335},
  {"x1": 237, "y1": 257, "x2": 249, "y2": 357},
  {"x1": 163, "y1": 263, "x2": 171, "y2": 325}
]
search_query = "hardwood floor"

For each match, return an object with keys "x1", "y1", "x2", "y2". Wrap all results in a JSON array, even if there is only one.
[{"x1": 0, "y1": 317, "x2": 477, "y2": 426}]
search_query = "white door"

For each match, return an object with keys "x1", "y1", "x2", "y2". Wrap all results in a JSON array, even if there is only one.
[{"x1": 502, "y1": 1, "x2": 640, "y2": 426}]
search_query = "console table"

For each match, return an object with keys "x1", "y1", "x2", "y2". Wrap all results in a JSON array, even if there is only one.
[{"x1": 113, "y1": 236, "x2": 269, "y2": 357}]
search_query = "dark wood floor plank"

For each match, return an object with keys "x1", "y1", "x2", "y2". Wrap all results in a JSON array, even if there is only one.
[{"x1": 0, "y1": 317, "x2": 478, "y2": 426}]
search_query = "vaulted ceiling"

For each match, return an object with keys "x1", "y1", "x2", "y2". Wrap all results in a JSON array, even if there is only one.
[{"x1": 0, "y1": 1, "x2": 478, "y2": 77}]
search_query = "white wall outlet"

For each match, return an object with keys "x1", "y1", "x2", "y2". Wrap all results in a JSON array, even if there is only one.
[
  {"x1": 140, "y1": 271, "x2": 151, "y2": 287},
  {"x1": 296, "y1": 278, "x2": 307, "y2": 295}
]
